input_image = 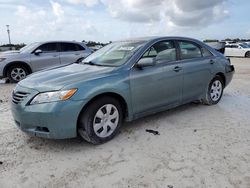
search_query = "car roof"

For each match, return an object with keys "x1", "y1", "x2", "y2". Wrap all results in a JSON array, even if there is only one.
[
  {"x1": 34, "y1": 41, "x2": 84, "y2": 44},
  {"x1": 116, "y1": 36, "x2": 202, "y2": 43}
]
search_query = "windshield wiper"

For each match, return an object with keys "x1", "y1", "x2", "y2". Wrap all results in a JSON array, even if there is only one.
[
  {"x1": 83, "y1": 61, "x2": 106, "y2": 66},
  {"x1": 83, "y1": 61, "x2": 95, "y2": 65}
]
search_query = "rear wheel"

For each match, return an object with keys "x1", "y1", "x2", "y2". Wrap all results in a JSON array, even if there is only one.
[
  {"x1": 78, "y1": 96, "x2": 123, "y2": 144},
  {"x1": 7, "y1": 65, "x2": 28, "y2": 83},
  {"x1": 245, "y1": 51, "x2": 250, "y2": 58},
  {"x1": 203, "y1": 76, "x2": 224, "y2": 105}
]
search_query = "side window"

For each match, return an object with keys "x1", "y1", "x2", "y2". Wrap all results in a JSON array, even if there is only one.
[
  {"x1": 142, "y1": 47, "x2": 157, "y2": 58},
  {"x1": 60, "y1": 43, "x2": 77, "y2": 52},
  {"x1": 142, "y1": 41, "x2": 177, "y2": 63},
  {"x1": 179, "y1": 41, "x2": 202, "y2": 60},
  {"x1": 76, "y1": 44, "x2": 85, "y2": 51},
  {"x1": 231, "y1": 45, "x2": 238, "y2": 48},
  {"x1": 201, "y1": 47, "x2": 213, "y2": 57},
  {"x1": 38, "y1": 43, "x2": 58, "y2": 53}
]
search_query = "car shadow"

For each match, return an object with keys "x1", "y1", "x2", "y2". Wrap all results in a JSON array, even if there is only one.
[
  {"x1": 22, "y1": 101, "x2": 204, "y2": 152},
  {"x1": 122, "y1": 102, "x2": 203, "y2": 130}
]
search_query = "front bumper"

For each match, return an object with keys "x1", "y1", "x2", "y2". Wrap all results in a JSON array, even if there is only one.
[
  {"x1": 11, "y1": 85, "x2": 86, "y2": 139},
  {"x1": 0, "y1": 62, "x2": 5, "y2": 78}
]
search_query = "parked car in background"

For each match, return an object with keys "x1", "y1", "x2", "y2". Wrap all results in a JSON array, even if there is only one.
[
  {"x1": 0, "y1": 41, "x2": 93, "y2": 82},
  {"x1": 240, "y1": 42, "x2": 250, "y2": 48},
  {"x1": 89, "y1": 45, "x2": 104, "y2": 51},
  {"x1": 205, "y1": 41, "x2": 226, "y2": 54},
  {"x1": 224, "y1": 43, "x2": 250, "y2": 57},
  {"x1": 11, "y1": 36, "x2": 234, "y2": 144},
  {"x1": 224, "y1": 41, "x2": 236, "y2": 45}
]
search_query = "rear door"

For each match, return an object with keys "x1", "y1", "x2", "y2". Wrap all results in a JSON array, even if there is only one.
[
  {"x1": 30, "y1": 42, "x2": 60, "y2": 71},
  {"x1": 230, "y1": 45, "x2": 242, "y2": 57},
  {"x1": 59, "y1": 42, "x2": 85, "y2": 65},
  {"x1": 177, "y1": 40, "x2": 214, "y2": 103},
  {"x1": 130, "y1": 40, "x2": 183, "y2": 115}
]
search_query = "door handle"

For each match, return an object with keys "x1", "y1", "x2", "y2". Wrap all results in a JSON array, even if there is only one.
[
  {"x1": 75, "y1": 53, "x2": 80, "y2": 56},
  {"x1": 210, "y1": 60, "x2": 215, "y2": 64},
  {"x1": 173, "y1": 66, "x2": 182, "y2": 72},
  {"x1": 52, "y1": 55, "x2": 58, "y2": 57}
]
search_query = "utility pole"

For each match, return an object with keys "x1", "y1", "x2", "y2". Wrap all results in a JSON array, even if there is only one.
[{"x1": 6, "y1": 25, "x2": 11, "y2": 45}]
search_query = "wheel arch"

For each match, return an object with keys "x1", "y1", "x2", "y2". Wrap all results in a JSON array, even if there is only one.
[
  {"x1": 77, "y1": 92, "x2": 129, "y2": 128},
  {"x1": 215, "y1": 72, "x2": 226, "y2": 87},
  {"x1": 245, "y1": 51, "x2": 250, "y2": 57},
  {"x1": 3, "y1": 61, "x2": 32, "y2": 77}
]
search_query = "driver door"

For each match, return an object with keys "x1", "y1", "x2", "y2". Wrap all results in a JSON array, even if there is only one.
[
  {"x1": 129, "y1": 40, "x2": 183, "y2": 116},
  {"x1": 30, "y1": 42, "x2": 61, "y2": 71}
]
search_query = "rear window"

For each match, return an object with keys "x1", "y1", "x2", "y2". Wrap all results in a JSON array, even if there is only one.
[
  {"x1": 76, "y1": 44, "x2": 85, "y2": 51},
  {"x1": 60, "y1": 43, "x2": 77, "y2": 52},
  {"x1": 179, "y1": 41, "x2": 202, "y2": 60},
  {"x1": 202, "y1": 47, "x2": 213, "y2": 57}
]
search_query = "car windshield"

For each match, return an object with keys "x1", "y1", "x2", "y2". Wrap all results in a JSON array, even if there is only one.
[
  {"x1": 81, "y1": 41, "x2": 146, "y2": 67},
  {"x1": 239, "y1": 44, "x2": 249, "y2": 48},
  {"x1": 20, "y1": 42, "x2": 40, "y2": 53}
]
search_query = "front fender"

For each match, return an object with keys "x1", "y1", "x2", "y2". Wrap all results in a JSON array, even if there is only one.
[{"x1": 66, "y1": 70, "x2": 134, "y2": 121}]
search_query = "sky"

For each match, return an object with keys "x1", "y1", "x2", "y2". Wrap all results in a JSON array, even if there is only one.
[{"x1": 0, "y1": 0, "x2": 249, "y2": 44}]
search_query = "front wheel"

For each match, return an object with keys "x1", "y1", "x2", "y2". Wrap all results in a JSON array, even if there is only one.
[
  {"x1": 7, "y1": 65, "x2": 28, "y2": 83},
  {"x1": 203, "y1": 76, "x2": 224, "y2": 105},
  {"x1": 78, "y1": 96, "x2": 123, "y2": 144}
]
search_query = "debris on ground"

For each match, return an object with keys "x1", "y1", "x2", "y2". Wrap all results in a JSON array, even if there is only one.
[{"x1": 146, "y1": 129, "x2": 160, "y2": 135}]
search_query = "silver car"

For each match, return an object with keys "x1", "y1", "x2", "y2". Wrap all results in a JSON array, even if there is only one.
[{"x1": 0, "y1": 41, "x2": 93, "y2": 82}]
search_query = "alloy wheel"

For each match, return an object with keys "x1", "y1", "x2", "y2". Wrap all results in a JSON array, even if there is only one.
[{"x1": 10, "y1": 68, "x2": 27, "y2": 82}]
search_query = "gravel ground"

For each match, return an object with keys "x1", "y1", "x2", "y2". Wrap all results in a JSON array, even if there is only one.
[{"x1": 0, "y1": 58, "x2": 250, "y2": 188}]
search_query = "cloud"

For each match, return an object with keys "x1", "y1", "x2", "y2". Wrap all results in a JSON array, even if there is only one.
[
  {"x1": 13, "y1": 3, "x2": 99, "y2": 42},
  {"x1": 65, "y1": 0, "x2": 99, "y2": 7},
  {"x1": 246, "y1": 29, "x2": 250, "y2": 37},
  {"x1": 101, "y1": 0, "x2": 163, "y2": 22},
  {"x1": 0, "y1": 0, "x2": 237, "y2": 44},
  {"x1": 51, "y1": 1, "x2": 64, "y2": 18},
  {"x1": 100, "y1": 0, "x2": 229, "y2": 28}
]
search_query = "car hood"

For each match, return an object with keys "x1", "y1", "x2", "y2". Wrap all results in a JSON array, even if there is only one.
[
  {"x1": 0, "y1": 50, "x2": 20, "y2": 55},
  {"x1": 0, "y1": 51, "x2": 26, "y2": 59},
  {"x1": 18, "y1": 63, "x2": 116, "y2": 92}
]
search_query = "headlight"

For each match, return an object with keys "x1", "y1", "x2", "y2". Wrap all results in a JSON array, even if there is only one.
[
  {"x1": 30, "y1": 89, "x2": 77, "y2": 105},
  {"x1": 0, "y1": 58, "x2": 6, "y2": 62}
]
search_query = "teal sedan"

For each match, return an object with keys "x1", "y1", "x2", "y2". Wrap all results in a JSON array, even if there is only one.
[{"x1": 11, "y1": 37, "x2": 234, "y2": 144}]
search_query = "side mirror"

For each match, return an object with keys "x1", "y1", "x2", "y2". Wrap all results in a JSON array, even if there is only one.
[
  {"x1": 34, "y1": 49, "x2": 42, "y2": 55},
  {"x1": 136, "y1": 58, "x2": 155, "y2": 68}
]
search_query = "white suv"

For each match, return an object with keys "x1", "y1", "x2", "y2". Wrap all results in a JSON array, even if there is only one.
[{"x1": 0, "y1": 41, "x2": 93, "y2": 82}]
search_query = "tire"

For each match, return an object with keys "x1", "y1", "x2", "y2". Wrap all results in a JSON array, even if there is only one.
[
  {"x1": 78, "y1": 96, "x2": 123, "y2": 144},
  {"x1": 245, "y1": 51, "x2": 250, "y2": 58},
  {"x1": 7, "y1": 65, "x2": 28, "y2": 83},
  {"x1": 202, "y1": 76, "x2": 224, "y2": 105}
]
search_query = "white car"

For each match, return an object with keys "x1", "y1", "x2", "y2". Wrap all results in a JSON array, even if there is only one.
[
  {"x1": 224, "y1": 43, "x2": 250, "y2": 57},
  {"x1": 241, "y1": 42, "x2": 250, "y2": 48}
]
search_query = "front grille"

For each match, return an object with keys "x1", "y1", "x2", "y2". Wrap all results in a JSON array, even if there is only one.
[{"x1": 12, "y1": 91, "x2": 30, "y2": 104}]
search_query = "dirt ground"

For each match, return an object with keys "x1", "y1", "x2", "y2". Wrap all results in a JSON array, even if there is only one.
[{"x1": 0, "y1": 58, "x2": 250, "y2": 188}]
